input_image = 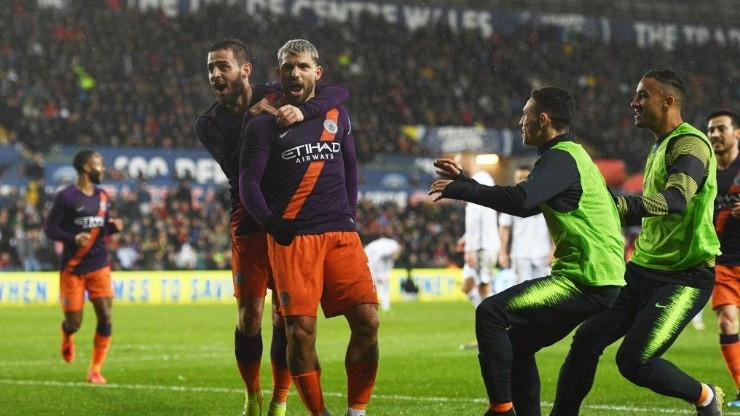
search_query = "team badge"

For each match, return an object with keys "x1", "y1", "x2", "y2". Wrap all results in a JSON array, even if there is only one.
[
  {"x1": 280, "y1": 291, "x2": 291, "y2": 306},
  {"x1": 234, "y1": 271, "x2": 244, "y2": 285},
  {"x1": 323, "y1": 119, "x2": 338, "y2": 134}
]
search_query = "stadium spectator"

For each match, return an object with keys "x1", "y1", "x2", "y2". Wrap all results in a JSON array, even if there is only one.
[
  {"x1": 0, "y1": 4, "x2": 737, "y2": 173},
  {"x1": 0, "y1": 179, "x2": 470, "y2": 273},
  {"x1": 552, "y1": 69, "x2": 723, "y2": 416},
  {"x1": 497, "y1": 166, "x2": 553, "y2": 284},
  {"x1": 239, "y1": 39, "x2": 379, "y2": 416},
  {"x1": 706, "y1": 109, "x2": 740, "y2": 407},
  {"x1": 114, "y1": 233, "x2": 139, "y2": 271},
  {"x1": 194, "y1": 37, "x2": 348, "y2": 416},
  {"x1": 1, "y1": 2, "x2": 736, "y2": 281},
  {"x1": 12, "y1": 222, "x2": 45, "y2": 271},
  {"x1": 400, "y1": 267, "x2": 420, "y2": 300},
  {"x1": 429, "y1": 86, "x2": 626, "y2": 416},
  {"x1": 43, "y1": 149, "x2": 123, "y2": 385}
]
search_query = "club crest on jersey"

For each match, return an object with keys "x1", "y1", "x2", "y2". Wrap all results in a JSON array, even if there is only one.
[
  {"x1": 323, "y1": 119, "x2": 338, "y2": 134},
  {"x1": 234, "y1": 271, "x2": 244, "y2": 285},
  {"x1": 280, "y1": 291, "x2": 291, "y2": 306}
]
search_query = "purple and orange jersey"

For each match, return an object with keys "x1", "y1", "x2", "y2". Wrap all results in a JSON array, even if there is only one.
[
  {"x1": 239, "y1": 105, "x2": 357, "y2": 235},
  {"x1": 715, "y1": 155, "x2": 740, "y2": 266},
  {"x1": 194, "y1": 83, "x2": 349, "y2": 236},
  {"x1": 44, "y1": 185, "x2": 116, "y2": 275}
]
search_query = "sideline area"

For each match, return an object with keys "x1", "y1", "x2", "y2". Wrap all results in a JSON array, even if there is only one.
[{"x1": 0, "y1": 268, "x2": 468, "y2": 306}]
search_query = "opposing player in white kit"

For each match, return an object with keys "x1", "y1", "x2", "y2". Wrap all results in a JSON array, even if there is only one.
[
  {"x1": 456, "y1": 152, "x2": 501, "y2": 308},
  {"x1": 455, "y1": 152, "x2": 500, "y2": 351},
  {"x1": 364, "y1": 237, "x2": 402, "y2": 311}
]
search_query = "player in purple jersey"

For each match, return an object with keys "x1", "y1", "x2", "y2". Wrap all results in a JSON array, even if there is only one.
[
  {"x1": 44, "y1": 149, "x2": 122, "y2": 384},
  {"x1": 193, "y1": 38, "x2": 349, "y2": 416},
  {"x1": 240, "y1": 38, "x2": 378, "y2": 416},
  {"x1": 707, "y1": 109, "x2": 740, "y2": 407}
]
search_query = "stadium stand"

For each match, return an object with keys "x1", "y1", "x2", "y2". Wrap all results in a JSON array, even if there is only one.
[{"x1": 0, "y1": 0, "x2": 737, "y2": 271}]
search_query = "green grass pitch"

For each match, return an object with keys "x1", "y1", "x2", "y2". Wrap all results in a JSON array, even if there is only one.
[{"x1": 0, "y1": 300, "x2": 734, "y2": 415}]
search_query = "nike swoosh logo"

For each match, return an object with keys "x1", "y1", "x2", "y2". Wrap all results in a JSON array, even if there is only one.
[
  {"x1": 76, "y1": 206, "x2": 85, "y2": 212},
  {"x1": 655, "y1": 302, "x2": 668, "y2": 308},
  {"x1": 279, "y1": 128, "x2": 292, "y2": 139}
]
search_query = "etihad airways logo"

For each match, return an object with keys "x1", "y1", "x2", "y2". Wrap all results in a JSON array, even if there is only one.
[
  {"x1": 74, "y1": 216, "x2": 105, "y2": 229},
  {"x1": 282, "y1": 142, "x2": 341, "y2": 163}
]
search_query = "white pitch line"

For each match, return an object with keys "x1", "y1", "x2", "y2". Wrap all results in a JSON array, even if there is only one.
[
  {"x1": 0, "y1": 352, "x2": 230, "y2": 367},
  {"x1": 0, "y1": 379, "x2": 704, "y2": 414}
]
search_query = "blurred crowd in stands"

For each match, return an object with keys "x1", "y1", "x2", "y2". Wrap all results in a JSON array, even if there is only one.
[
  {"x1": 0, "y1": 180, "x2": 465, "y2": 272},
  {"x1": 2, "y1": 2, "x2": 737, "y2": 169},
  {"x1": 0, "y1": 2, "x2": 736, "y2": 271}
]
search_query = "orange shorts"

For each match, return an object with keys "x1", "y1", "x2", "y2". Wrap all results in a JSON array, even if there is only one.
[
  {"x1": 60, "y1": 266, "x2": 113, "y2": 312},
  {"x1": 232, "y1": 230, "x2": 273, "y2": 298},
  {"x1": 268, "y1": 231, "x2": 378, "y2": 318},
  {"x1": 712, "y1": 264, "x2": 740, "y2": 309}
]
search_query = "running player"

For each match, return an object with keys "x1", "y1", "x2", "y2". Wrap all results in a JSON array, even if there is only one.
[{"x1": 44, "y1": 149, "x2": 123, "y2": 385}]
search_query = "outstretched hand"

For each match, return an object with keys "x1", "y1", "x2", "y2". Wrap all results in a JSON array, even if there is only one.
[
  {"x1": 433, "y1": 158, "x2": 463, "y2": 179},
  {"x1": 428, "y1": 158, "x2": 463, "y2": 202},
  {"x1": 428, "y1": 179, "x2": 453, "y2": 202}
]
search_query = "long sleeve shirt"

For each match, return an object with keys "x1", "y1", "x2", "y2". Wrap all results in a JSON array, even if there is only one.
[
  {"x1": 239, "y1": 105, "x2": 358, "y2": 235},
  {"x1": 443, "y1": 133, "x2": 583, "y2": 217},
  {"x1": 194, "y1": 83, "x2": 349, "y2": 235},
  {"x1": 44, "y1": 186, "x2": 116, "y2": 274}
]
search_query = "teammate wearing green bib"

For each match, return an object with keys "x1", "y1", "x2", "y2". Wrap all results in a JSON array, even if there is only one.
[
  {"x1": 429, "y1": 87, "x2": 626, "y2": 416},
  {"x1": 553, "y1": 69, "x2": 724, "y2": 416}
]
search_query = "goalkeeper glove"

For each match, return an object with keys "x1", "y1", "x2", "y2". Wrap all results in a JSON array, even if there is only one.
[{"x1": 264, "y1": 215, "x2": 298, "y2": 246}]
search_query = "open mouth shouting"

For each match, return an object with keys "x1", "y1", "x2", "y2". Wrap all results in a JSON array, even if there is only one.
[
  {"x1": 212, "y1": 81, "x2": 228, "y2": 94},
  {"x1": 287, "y1": 82, "x2": 304, "y2": 97}
]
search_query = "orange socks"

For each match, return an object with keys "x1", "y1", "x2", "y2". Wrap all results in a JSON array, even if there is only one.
[
  {"x1": 271, "y1": 362, "x2": 292, "y2": 404},
  {"x1": 89, "y1": 333, "x2": 111, "y2": 373},
  {"x1": 490, "y1": 402, "x2": 514, "y2": 412},
  {"x1": 346, "y1": 362, "x2": 377, "y2": 410},
  {"x1": 721, "y1": 335, "x2": 740, "y2": 390},
  {"x1": 237, "y1": 360, "x2": 262, "y2": 394},
  {"x1": 61, "y1": 326, "x2": 74, "y2": 343},
  {"x1": 293, "y1": 370, "x2": 325, "y2": 414}
]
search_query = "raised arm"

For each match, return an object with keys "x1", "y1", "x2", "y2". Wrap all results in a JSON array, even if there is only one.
[
  {"x1": 300, "y1": 84, "x2": 349, "y2": 120},
  {"x1": 430, "y1": 149, "x2": 579, "y2": 217},
  {"x1": 253, "y1": 83, "x2": 350, "y2": 128},
  {"x1": 615, "y1": 134, "x2": 710, "y2": 226}
]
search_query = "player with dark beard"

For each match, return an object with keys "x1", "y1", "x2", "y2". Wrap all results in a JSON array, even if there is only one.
[
  {"x1": 194, "y1": 38, "x2": 349, "y2": 416},
  {"x1": 44, "y1": 149, "x2": 123, "y2": 385}
]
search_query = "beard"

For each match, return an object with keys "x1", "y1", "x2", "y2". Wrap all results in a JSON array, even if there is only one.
[
  {"x1": 217, "y1": 80, "x2": 245, "y2": 107},
  {"x1": 282, "y1": 77, "x2": 316, "y2": 106},
  {"x1": 89, "y1": 171, "x2": 103, "y2": 184}
]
